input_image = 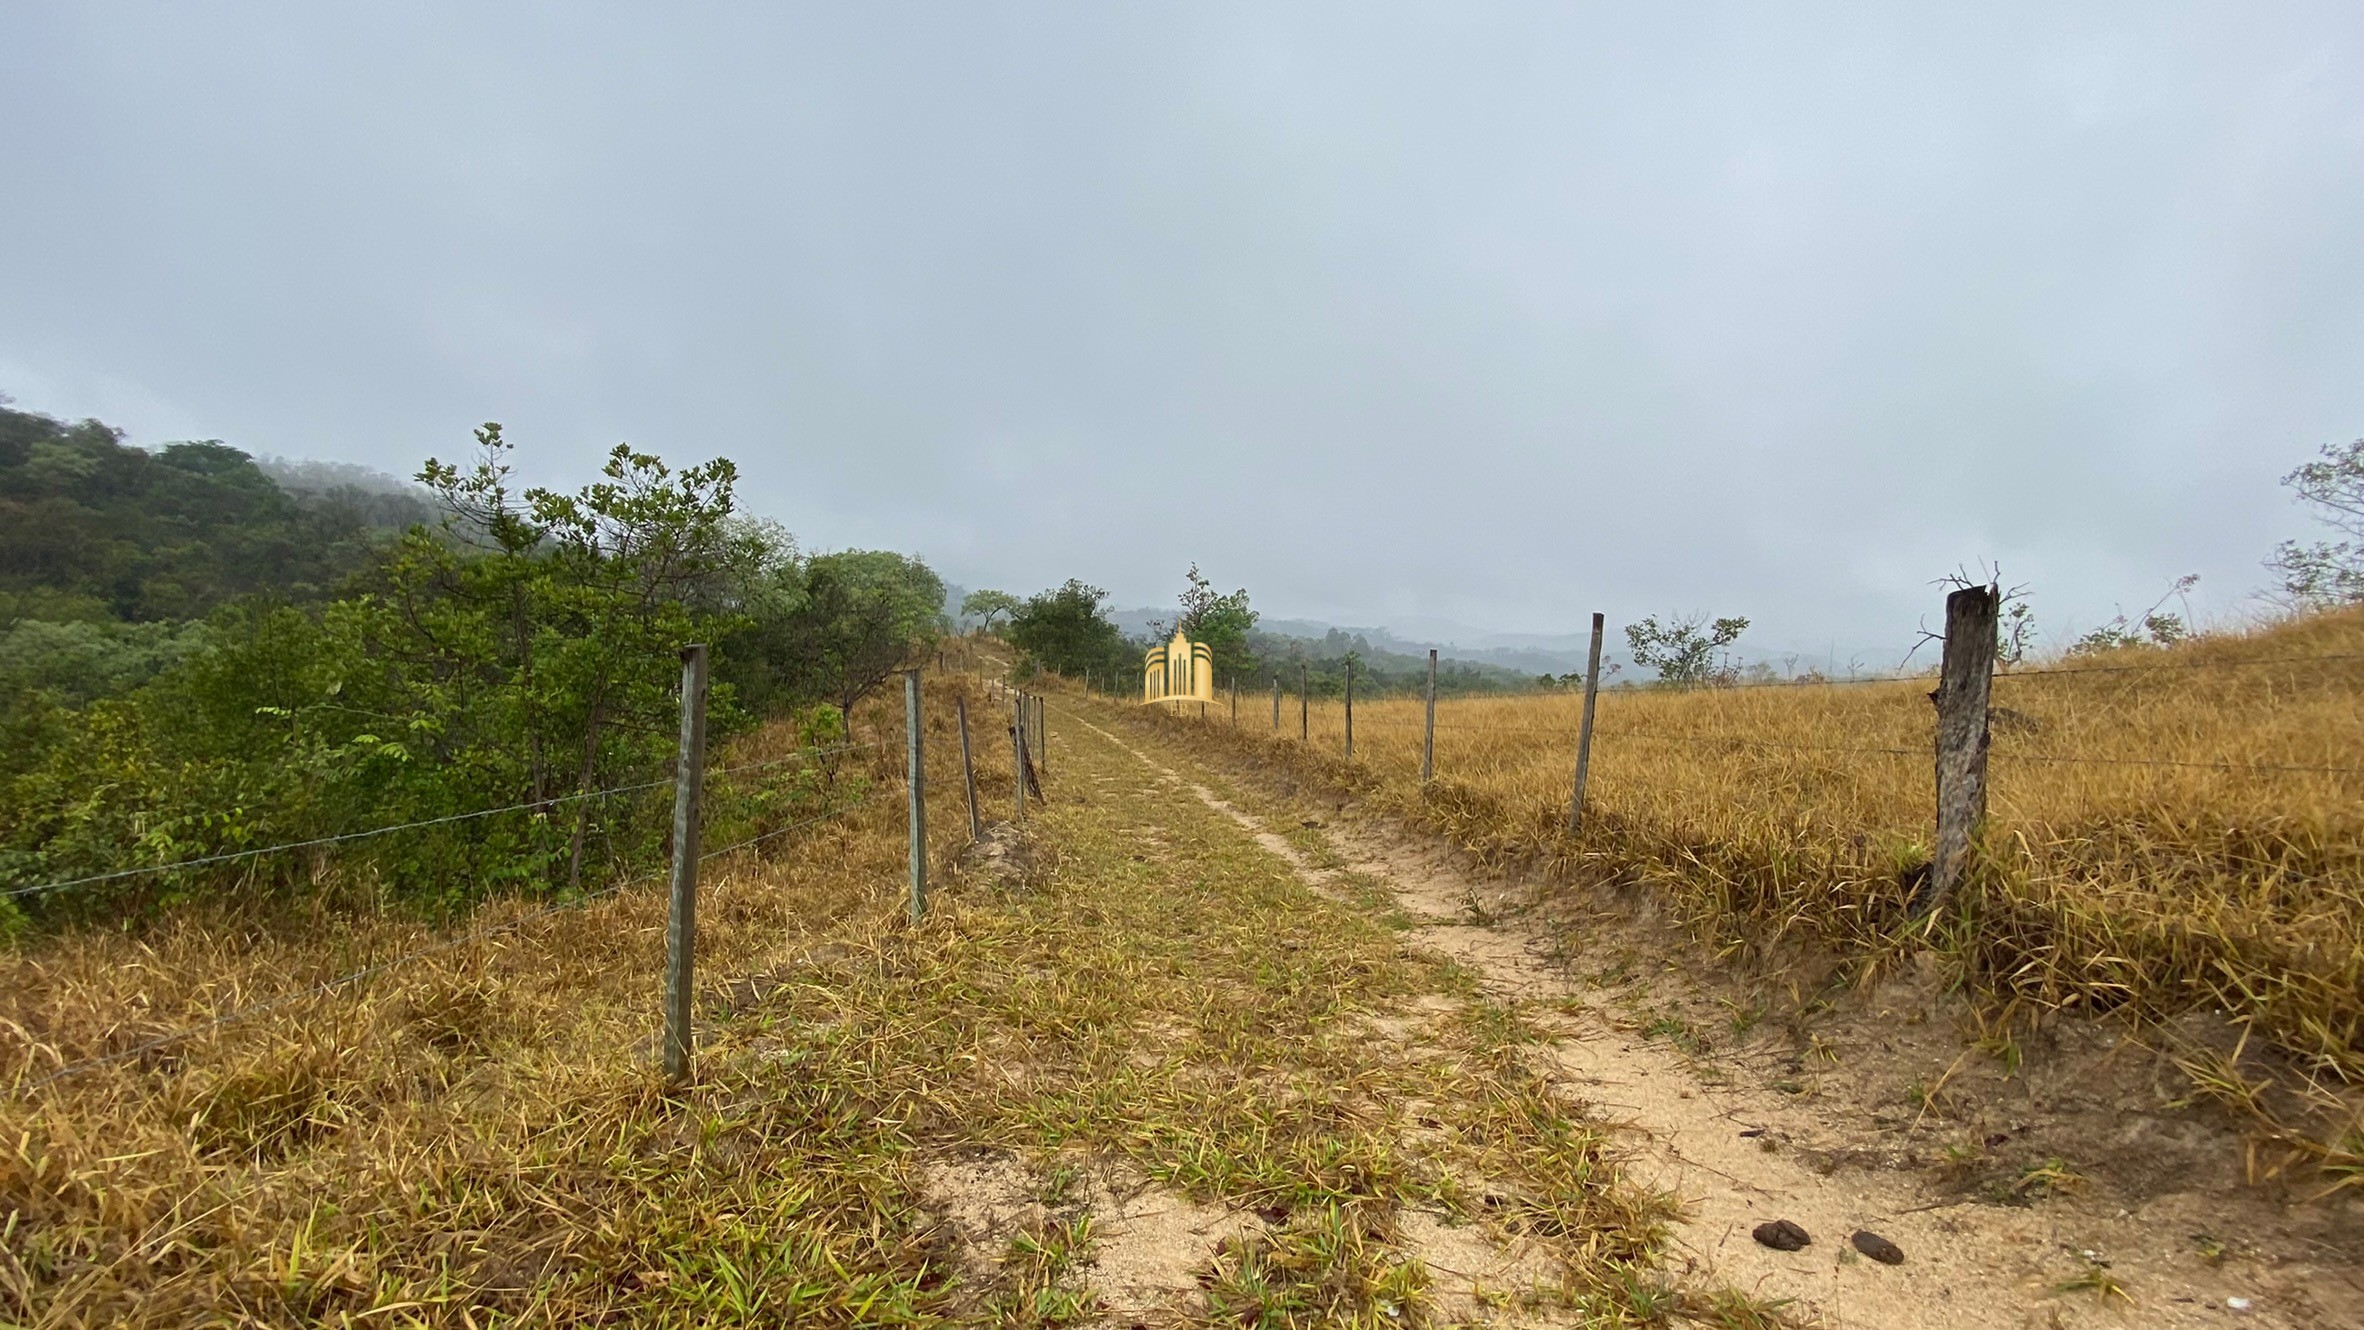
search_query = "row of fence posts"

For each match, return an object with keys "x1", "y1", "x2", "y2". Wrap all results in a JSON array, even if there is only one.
[
  {"x1": 662, "y1": 654, "x2": 1052, "y2": 1085},
  {"x1": 1206, "y1": 586, "x2": 2000, "y2": 921}
]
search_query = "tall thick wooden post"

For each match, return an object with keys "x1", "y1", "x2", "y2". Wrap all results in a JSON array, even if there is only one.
[
  {"x1": 1917, "y1": 586, "x2": 2000, "y2": 915},
  {"x1": 1421, "y1": 649, "x2": 1437, "y2": 784},
  {"x1": 663, "y1": 644, "x2": 709, "y2": 1085},
  {"x1": 1568, "y1": 614, "x2": 1604, "y2": 833},
  {"x1": 905, "y1": 671, "x2": 927, "y2": 922}
]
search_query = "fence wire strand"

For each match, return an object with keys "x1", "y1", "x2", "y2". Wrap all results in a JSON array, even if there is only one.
[
  {"x1": 3, "y1": 740, "x2": 883, "y2": 902},
  {"x1": 1302, "y1": 717, "x2": 2363, "y2": 775},
  {"x1": 19, "y1": 791, "x2": 881, "y2": 1092}
]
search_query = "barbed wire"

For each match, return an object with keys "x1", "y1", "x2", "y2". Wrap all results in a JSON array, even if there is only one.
[
  {"x1": 2, "y1": 740, "x2": 883, "y2": 903},
  {"x1": 17, "y1": 792, "x2": 880, "y2": 1092},
  {"x1": 705, "y1": 738, "x2": 884, "y2": 780},
  {"x1": 1991, "y1": 751, "x2": 2362, "y2": 776},
  {"x1": 1332, "y1": 718, "x2": 2364, "y2": 775},
  {"x1": 1225, "y1": 651, "x2": 2364, "y2": 704},
  {"x1": 1993, "y1": 653, "x2": 2364, "y2": 681}
]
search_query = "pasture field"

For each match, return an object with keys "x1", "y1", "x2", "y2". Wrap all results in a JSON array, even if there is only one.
[
  {"x1": 0, "y1": 674, "x2": 1734, "y2": 1328},
  {"x1": 1141, "y1": 610, "x2": 2364, "y2": 1121}
]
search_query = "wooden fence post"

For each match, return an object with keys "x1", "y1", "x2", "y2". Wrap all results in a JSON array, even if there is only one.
[
  {"x1": 1299, "y1": 664, "x2": 1309, "y2": 742},
  {"x1": 957, "y1": 693, "x2": 982, "y2": 841},
  {"x1": 1917, "y1": 586, "x2": 2000, "y2": 915},
  {"x1": 1034, "y1": 694, "x2": 1047, "y2": 777},
  {"x1": 1230, "y1": 681, "x2": 1238, "y2": 727},
  {"x1": 1344, "y1": 659, "x2": 1354, "y2": 760},
  {"x1": 663, "y1": 643, "x2": 709, "y2": 1085},
  {"x1": 906, "y1": 670, "x2": 927, "y2": 922},
  {"x1": 1568, "y1": 614, "x2": 1604, "y2": 833},
  {"x1": 1421, "y1": 649, "x2": 1437, "y2": 784},
  {"x1": 1271, "y1": 677, "x2": 1280, "y2": 731},
  {"x1": 1011, "y1": 695, "x2": 1027, "y2": 823}
]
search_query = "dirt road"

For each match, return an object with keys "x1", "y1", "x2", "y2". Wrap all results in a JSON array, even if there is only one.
[{"x1": 1032, "y1": 697, "x2": 2361, "y2": 1328}]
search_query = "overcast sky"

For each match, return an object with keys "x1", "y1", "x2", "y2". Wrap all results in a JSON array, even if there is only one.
[{"x1": 4, "y1": 4, "x2": 2361, "y2": 657}]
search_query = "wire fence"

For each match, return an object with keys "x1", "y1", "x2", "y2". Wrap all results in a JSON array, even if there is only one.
[
  {"x1": 0, "y1": 739, "x2": 888, "y2": 903},
  {"x1": 19, "y1": 793, "x2": 883, "y2": 1091},
  {"x1": 8, "y1": 658, "x2": 1036, "y2": 1097},
  {"x1": 1189, "y1": 651, "x2": 2364, "y2": 779},
  {"x1": 1384, "y1": 718, "x2": 2364, "y2": 775},
  {"x1": 1117, "y1": 593, "x2": 2360, "y2": 927}
]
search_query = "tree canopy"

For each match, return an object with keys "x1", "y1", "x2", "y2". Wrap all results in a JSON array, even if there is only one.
[
  {"x1": 0, "y1": 403, "x2": 431, "y2": 623},
  {"x1": 2268, "y1": 437, "x2": 2364, "y2": 607},
  {"x1": 959, "y1": 588, "x2": 1021, "y2": 632},
  {"x1": 1008, "y1": 580, "x2": 1135, "y2": 682},
  {"x1": 0, "y1": 415, "x2": 947, "y2": 927},
  {"x1": 1174, "y1": 563, "x2": 1257, "y2": 682}
]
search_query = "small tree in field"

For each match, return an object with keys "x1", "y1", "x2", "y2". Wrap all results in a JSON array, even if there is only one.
[
  {"x1": 1624, "y1": 613, "x2": 1749, "y2": 687},
  {"x1": 784, "y1": 551, "x2": 945, "y2": 719},
  {"x1": 960, "y1": 588, "x2": 1021, "y2": 633},
  {"x1": 1007, "y1": 580, "x2": 1133, "y2": 679},
  {"x1": 1174, "y1": 563, "x2": 1257, "y2": 682}
]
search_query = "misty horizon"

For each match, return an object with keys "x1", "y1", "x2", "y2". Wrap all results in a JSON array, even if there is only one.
[{"x1": 6, "y1": 4, "x2": 2361, "y2": 661}]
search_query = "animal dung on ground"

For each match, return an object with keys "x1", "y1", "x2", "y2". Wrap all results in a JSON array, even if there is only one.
[
  {"x1": 1752, "y1": 1219, "x2": 1812, "y2": 1251},
  {"x1": 1850, "y1": 1229, "x2": 1905, "y2": 1265}
]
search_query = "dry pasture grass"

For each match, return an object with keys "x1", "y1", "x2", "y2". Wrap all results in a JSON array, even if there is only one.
[
  {"x1": 0, "y1": 677, "x2": 1011, "y2": 1325},
  {"x1": 1140, "y1": 608, "x2": 2364, "y2": 1103},
  {"x1": 0, "y1": 668, "x2": 1723, "y2": 1326}
]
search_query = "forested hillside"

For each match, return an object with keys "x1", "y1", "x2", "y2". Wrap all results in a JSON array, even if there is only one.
[
  {"x1": 0, "y1": 405, "x2": 431, "y2": 623},
  {"x1": 0, "y1": 412, "x2": 948, "y2": 930}
]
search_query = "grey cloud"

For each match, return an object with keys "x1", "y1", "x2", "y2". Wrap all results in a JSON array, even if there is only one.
[{"x1": 4, "y1": 2, "x2": 2360, "y2": 658}]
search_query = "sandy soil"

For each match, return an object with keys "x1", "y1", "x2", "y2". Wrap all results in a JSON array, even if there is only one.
[
  {"x1": 1002, "y1": 713, "x2": 2363, "y2": 1327},
  {"x1": 1215, "y1": 786, "x2": 2364, "y2": 1330}
]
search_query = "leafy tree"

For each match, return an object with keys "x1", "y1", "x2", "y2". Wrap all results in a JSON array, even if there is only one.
[
  {"x1": 960, "y1": 588, "x2": 1022, "y2": 633},
  {"x1": 1624, "y1": 613, "x2": 1749, "y2": 687},
  {"x1": 0, "y1": 425, "x2": 766, "y2": 918},
  {"x1": 2267, "y1": 437, "x2": 2364, "y2": 607},
  {"x1": 1007, "y1": 580, "x2": 1136, "y2": 681},
  {"x1": 1174, "y1": 563, "x2": 1257, "y2": 682},
  {"x1": 776, "y1": 550, "x2": 945, "y2": 719}
]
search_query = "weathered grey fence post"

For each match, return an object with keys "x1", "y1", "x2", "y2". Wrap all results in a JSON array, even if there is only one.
[
  {"x1": 906, "y1": 670, "x2": 927, "y2": 922},
  {"x1": 1300, "y1": 664, "x2": 1309, "y2": 742},
  {"x1": 1568, "y1": 613, "x2": 1604, "y2": 833},
  {"x1": 1271, "y1": 677, "x2": 1280, "y2": 731},
  {"x1": 1034, "y1": 695, "x2": 1048, "y2": 777},
  {"x1": 663, "y1": 643, "x2": 709, "y2": 1085},
  {"x1": 957, "y1": 693, "x2": 982, "y2": 841},
  {"x1": 1917, "y1": 586, "x2": 2000, "y2": 915},
  {"x1": 1344, "y1": 658, "x2": 1354, "y2": 760},
  {"x1": 1011, "y1": 695, "x2": 1028, "y2": 823},
  {"x1": 1421, "y1": 649, "x2": 1437, "y2": 784},
  {"x1": 1230, "y1": 681, "x2": 1238, "y2": 727}
]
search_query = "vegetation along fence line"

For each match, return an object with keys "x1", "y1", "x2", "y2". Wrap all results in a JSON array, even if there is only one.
[
  {"x1": 1158, "y1": 584, "x2": 2364, "y2": 928},
  {"x1": 14, "y1": 650, "x2": 1059, "y2": 1093}
]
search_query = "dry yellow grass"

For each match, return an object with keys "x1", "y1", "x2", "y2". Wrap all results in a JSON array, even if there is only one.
[
  {"x1": 0, "y1": 665, "x2": 1722, "y2": 1326},
  {"x1": 0, "y1": 677, "x2": 1005, "y2": 1324},
  {"x1": 1151, "y1": 608, "x2": 2364, "y2": 1085}
]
